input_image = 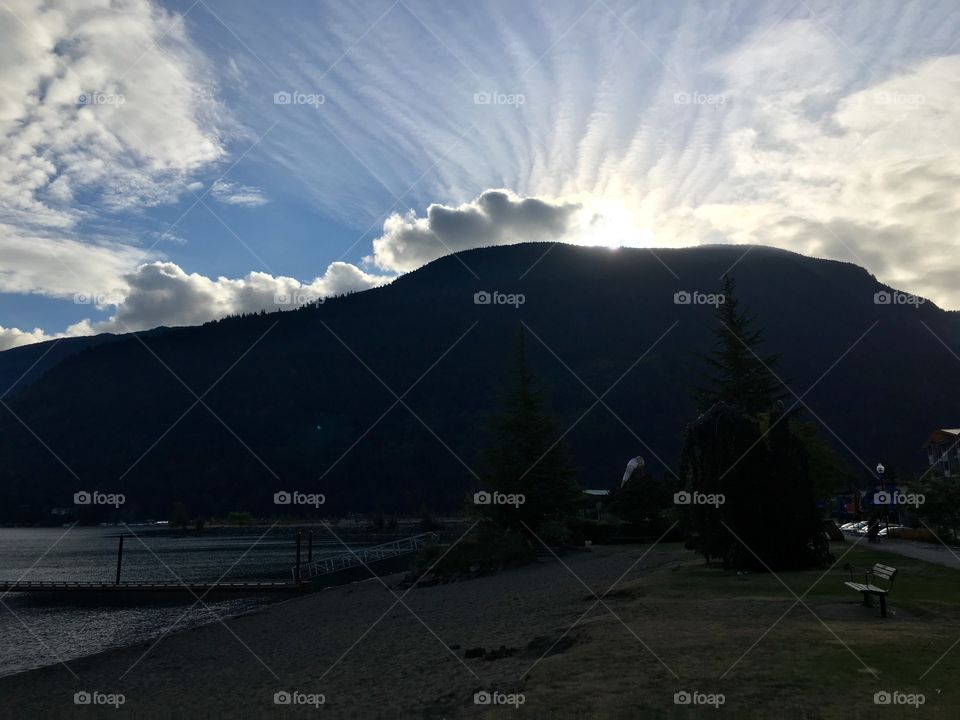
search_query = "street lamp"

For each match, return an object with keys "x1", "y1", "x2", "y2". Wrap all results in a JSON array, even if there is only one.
[{"x1": 876, "y1": 463, "x2": 889, "y2": 536}]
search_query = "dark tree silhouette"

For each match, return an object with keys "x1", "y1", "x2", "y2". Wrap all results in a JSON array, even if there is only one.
[
  {"x1": 478, "y1": 328, "x2": 582, "y2": 532},
  {"x1": 683, "y1": 278, "x2": 830, "y2": 570},
  {"x1": 695, "y1": 275, "x2": 785, "y2": 415}
]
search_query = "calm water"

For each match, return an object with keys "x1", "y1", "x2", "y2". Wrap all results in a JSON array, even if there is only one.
[{"x1": 0, "y1": 526, "x2": 352, "y2": 678}]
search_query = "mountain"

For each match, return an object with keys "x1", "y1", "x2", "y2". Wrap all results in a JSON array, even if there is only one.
[{"x1": 1, "y1": 243, "x2": 958, "y2": 522}]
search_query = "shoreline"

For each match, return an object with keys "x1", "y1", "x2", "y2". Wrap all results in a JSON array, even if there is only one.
[{"x1": 0, "y1": 544, "x2": 681, "y2": 718}]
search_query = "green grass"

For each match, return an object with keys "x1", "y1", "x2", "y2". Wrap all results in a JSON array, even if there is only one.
[{"x1": 512, "y1": 542, "x2": 960, "y2": 719}]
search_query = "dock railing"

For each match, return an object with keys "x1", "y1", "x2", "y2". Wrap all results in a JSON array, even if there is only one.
[{"x1": 294, "y1": 532, "x2": 440, "y2": 581}]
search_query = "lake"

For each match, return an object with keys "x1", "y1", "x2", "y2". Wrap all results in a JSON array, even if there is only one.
[{"x1": 0, "y1": 525, "x2": 359, "y2": 678}]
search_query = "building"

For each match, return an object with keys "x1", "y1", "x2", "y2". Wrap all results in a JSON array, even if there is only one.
[{"x1": 923, "y1": 428, "x2": 960, "y2": 477}]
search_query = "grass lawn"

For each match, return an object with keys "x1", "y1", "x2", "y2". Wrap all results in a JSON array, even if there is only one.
[{"x1": 512, "y1": 541, "x2": 960, "y2": 718}]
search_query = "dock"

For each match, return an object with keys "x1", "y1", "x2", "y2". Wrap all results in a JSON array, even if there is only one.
[
  {"x1": 0, "y1": 580, "x2": 309, "y2": 594},
  {"x1": 0, "y1": 530, "x2": 440, "y2": 596}
]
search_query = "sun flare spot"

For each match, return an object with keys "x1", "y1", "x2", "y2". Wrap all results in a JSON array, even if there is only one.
[{"x1": 575, "y1": 198, "x2": 653, "y2": 249}]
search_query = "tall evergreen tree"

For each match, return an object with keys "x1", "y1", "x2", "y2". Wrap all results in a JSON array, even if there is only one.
[
  {"x1": 479, "y1": 328, "x2": 582, "y2": 531},
  {"x1": 695, "y1": 275, "x2": 785, "y2": 415}
]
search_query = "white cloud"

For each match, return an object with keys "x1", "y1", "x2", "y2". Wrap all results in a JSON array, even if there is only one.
[
  {"x1": 369, "y1": 189, "x2": 581, "y2": 272},
  {"x1": 0, "y1": 320, "x2": 93, "y2": 352},
  {"x1": 210, "y1": 179, "x2": 268, "y2": 207},
  {"x1": 0, "y1": 261, "x2": 393, "y2": 350}
]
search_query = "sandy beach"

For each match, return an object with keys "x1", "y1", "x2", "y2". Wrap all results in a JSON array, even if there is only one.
[{"x1": 0, "y1": 544, "x2": 683, "y2": 719}]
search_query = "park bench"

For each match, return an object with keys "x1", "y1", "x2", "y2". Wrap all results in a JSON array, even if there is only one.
[{"x1": 844, "y1": 563, "x2": 898, "y2": 618}]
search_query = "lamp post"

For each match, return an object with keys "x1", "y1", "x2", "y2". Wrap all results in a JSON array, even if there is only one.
[{"x1": 876, "y1": 463, "x2": 889, "y2": 536}]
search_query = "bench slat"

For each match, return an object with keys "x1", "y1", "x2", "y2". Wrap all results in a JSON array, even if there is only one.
[{"x1": 844, "y1": 582, "x2": 888, "y2": 594}]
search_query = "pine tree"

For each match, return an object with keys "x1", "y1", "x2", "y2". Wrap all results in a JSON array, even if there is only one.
[
  {"x1": 479, "y1": 328, "x2": 582, "y2": 531},
  {"x1": 695, "y1": 275, "x2": 785, "y2": 415}
]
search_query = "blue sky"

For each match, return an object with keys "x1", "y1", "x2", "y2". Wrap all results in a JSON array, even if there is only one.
[{"x1": 1, "y1": 0, "x2": 959, "y2": 349}]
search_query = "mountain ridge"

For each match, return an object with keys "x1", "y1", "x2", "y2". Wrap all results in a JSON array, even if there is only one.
[{"x1": 1, "y1": 242, "x2": 957, "y2": 521}]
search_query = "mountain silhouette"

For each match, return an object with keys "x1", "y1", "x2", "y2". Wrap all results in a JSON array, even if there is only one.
[{"x1": 1, "y1": 243, "x2": 957, "y2": 522}]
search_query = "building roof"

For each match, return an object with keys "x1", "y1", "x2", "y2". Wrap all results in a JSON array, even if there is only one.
[{"x1": 923, "y1": 428, "x2": 960, "y2": 448}]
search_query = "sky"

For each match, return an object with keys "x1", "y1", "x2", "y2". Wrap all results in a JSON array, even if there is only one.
[{"x1": 1, "y1": 0, "x2": 959, "y2": 350}]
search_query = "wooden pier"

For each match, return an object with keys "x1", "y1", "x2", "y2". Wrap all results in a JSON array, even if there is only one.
[
  {"x1": 0, "y1": 580, "x2": 308, "y2": 594},
  {"x1": 0, "y1": 531, "x2": 439, "y2": 597}
]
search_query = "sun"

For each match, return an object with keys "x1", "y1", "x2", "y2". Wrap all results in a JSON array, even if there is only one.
[{"x1": 574, "y1": 197, "x2": 655, "y2": 249}]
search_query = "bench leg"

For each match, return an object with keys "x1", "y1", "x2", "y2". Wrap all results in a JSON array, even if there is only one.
[
  {"x1": 862, "y1": 592, "x2": 872, "y2": 607},
  {"x1": 879, "y1": 595, "x2": 887, "y2": 618}
]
